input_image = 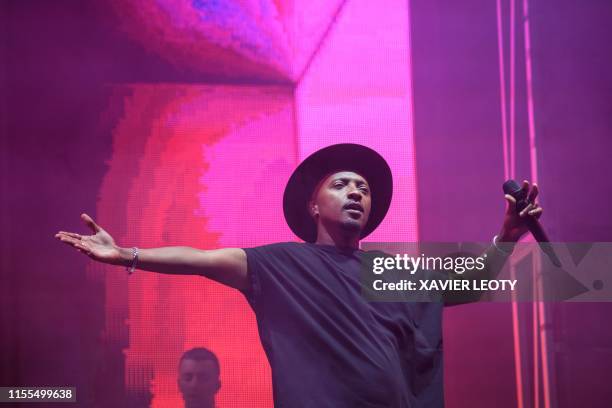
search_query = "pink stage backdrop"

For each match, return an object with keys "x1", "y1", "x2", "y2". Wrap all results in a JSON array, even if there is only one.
[
  {"x1": 92, "y1": 85, "x2": 296, "y2": 406},
  {"x1": 296, "y1": 0, "x2": 418, "y2": 243}
]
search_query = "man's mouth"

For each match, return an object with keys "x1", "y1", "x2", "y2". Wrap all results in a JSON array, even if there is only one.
[{"x1": 343, "y1": 202, "x2": 364, "y2": 213}]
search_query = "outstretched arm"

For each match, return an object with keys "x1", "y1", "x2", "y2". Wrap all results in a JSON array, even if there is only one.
[{"x1": 55, "y1": 214, "x2": 248, "y2": 291}]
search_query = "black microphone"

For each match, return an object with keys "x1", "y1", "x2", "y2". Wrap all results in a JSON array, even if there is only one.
[{"x1": 503, "y1": 179, "x2": 561, "y2": 267}]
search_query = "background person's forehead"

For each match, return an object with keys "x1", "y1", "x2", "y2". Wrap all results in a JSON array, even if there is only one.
[{"x1": 179, "y1": 359, "x2": 219, "y2": 375}]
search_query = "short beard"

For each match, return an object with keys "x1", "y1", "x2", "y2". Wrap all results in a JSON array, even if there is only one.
[{"x1": 340, "y1": 218, "x2": 362, "y2": 235}]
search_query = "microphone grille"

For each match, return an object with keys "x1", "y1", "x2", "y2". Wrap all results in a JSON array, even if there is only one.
[{"x1": 503, "y1": 179, "x2": 526, "y2": 200}]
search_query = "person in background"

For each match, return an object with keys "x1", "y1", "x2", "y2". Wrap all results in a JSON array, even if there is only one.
[{"x1": 178, "y1": 347, "x2": 221, "y2": 408}]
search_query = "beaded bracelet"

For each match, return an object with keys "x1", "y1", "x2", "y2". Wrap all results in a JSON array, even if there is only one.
[
  {"x1": 127, "y1": 247, "x2": 139, "y2": 275},
  {"x1": 492, "y1": 235, "x2": 514, "y2": 256}
]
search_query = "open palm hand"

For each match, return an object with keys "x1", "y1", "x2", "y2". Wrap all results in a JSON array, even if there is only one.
[{"x1": 55, "y1": 214, "x2": 122, "y2": 265}]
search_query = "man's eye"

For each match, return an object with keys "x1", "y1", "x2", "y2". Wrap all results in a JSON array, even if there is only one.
[
  {"x1": 333, "y1": 182, "x2": 345, "y2": 189},
  {"x1": 359, "y1": 187, "x2": 369, "y2": 194}
]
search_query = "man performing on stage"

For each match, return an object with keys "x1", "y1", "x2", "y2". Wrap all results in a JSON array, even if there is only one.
[{"x1": 56, "y1": 143, "x2": 543, "y2": 407}]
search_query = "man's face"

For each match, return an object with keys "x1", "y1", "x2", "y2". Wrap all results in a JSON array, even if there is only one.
[
  {"x1": 310, "y1": 171, "x2": 372, "y2": 235},
  {"x1": 178, "y1": 358, "x2": 220, "y2": 406}
]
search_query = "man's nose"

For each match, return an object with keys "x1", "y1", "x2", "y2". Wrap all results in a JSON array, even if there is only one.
[{"x1": 347, "y1": 187, "x2": 363, "y2": 201}]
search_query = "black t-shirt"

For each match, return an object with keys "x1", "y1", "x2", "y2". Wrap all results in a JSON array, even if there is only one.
[{"x1": 241, "y1": 242, "x2": 444, "y2": 408}]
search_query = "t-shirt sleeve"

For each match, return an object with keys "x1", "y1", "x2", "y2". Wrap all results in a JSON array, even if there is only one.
[
  {"x1": 239, "y1": 242, "x2": 295, "y2": 311},
  {"x1": 239, "y1": 246, "x2": 264, "y2": 306}
]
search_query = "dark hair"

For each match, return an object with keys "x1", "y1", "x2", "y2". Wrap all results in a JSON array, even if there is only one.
[{"x1": 179, "y1": 347, "x2": 220, "y2": 374}]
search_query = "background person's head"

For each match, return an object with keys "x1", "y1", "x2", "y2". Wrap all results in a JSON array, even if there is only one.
[{"x1": 178, "y1": 347, "x2": 220, "y2": 408}]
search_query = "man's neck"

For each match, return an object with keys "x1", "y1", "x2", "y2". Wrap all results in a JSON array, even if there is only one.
[
  {"x1": 185, "y1": 400, "x2": 214, "y2": 408},
  {"x1": 315, "y1": 225, "x2": 360, "y2": 250}
]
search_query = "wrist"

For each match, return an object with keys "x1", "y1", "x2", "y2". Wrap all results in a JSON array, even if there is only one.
[
  {"x1": 493, "y1": 234, "x2": 515, "y2": 255},
  {"x1": 497, "y1": 228, "x2": 519, "y2": 243},
  {"x1": 116, "y1": 246, "x2": 133, "y2": 267}
]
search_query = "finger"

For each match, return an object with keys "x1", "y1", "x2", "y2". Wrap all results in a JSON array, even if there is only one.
[
  {"x1": 57, "y1": 231, "x2": 82, "y2": 240},
  {"x1": 75, "y1": 241, "x2": 90, "y2": 254},
  {"x1": 76, "y1": 246, "x2": 92, "y2": 256},
  {"x1": 55, "y1": 232, "x2": 79, "y2": 241},
  {"x1": 504, "y1": 194, "x2": 517, "y2": 213},
  {"x1": 81, "y1": 213, "x2": 100, "y2": 234},
  {"x1": 58, "y1": 235, "x2": 81, "y2": 246},
  {"x1": 519, "y1": 203, "x2": 535, "y2": 217},
  {"x1": 58, "y1": 235, "x2": 88, "y2": 252},
  {"x1": 528, "y1": 207, "x2": 543, "y2": 219},
  {"x1": 521, "y1": 180, "x2": 530, "y2": 197},
  {"x1": 57, "y1": 233, "x2": 76, "y2": 243},
  {"x1": 527, "y1": 183, "x2": 539, "y2": 203},
  {"x1": 79, "y1": 241, "x2": 92, "y2": 255}
]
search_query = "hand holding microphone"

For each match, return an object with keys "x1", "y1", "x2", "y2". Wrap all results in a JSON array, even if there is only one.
[{"x1": 501, "y1": 179, "x2": 561, "y2": 267}]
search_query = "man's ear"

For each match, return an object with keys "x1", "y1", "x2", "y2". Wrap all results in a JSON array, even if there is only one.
[{"x1": 308, "y1": 200, "x2": 319, "y2": 218}]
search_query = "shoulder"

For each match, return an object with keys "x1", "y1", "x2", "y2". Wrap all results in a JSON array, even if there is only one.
[
  {"x1": 244, "y1": 241, "x2": 305, "y2": 252},
  {"x1": 243, "y1": 241, "x2": 308, "y2": 261}
]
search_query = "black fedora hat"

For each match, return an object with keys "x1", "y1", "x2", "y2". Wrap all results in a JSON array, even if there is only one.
[{"x1": 283, "y1": 143, "x2": 393, "y2": 242}]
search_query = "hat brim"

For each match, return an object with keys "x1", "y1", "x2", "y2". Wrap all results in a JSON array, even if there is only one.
[{"x1": 283, "y1": 143, "x2": 393, "y2": 242}]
